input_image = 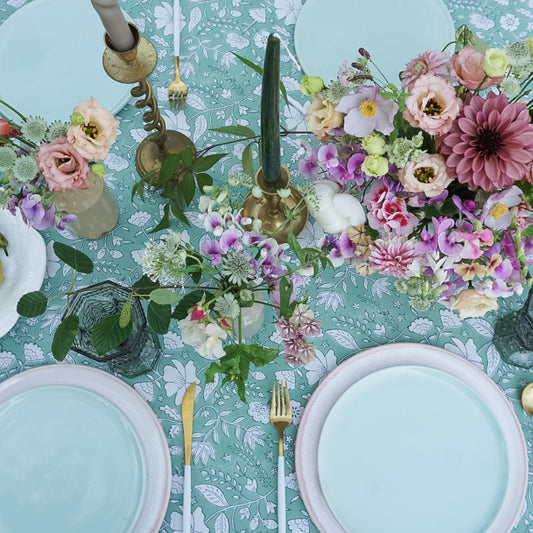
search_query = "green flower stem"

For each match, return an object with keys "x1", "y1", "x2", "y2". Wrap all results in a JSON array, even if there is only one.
[{"x1": 0, "y1": 99, "x2": 26, "y2": 122}]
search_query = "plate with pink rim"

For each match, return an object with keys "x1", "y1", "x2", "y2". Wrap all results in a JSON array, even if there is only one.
[{"x1": 295, "y1": 343, "x2": 527, "y2": 533}]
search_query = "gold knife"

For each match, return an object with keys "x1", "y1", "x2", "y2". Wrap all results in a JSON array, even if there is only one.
[{"x1": 181, "y1": 382, "x2": 196, "y2": 533}]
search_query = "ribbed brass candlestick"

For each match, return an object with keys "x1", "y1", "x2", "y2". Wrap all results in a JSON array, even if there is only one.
[
  {"x1": 242, "y1": 165, "x2": 308, "y2": 244},
  {"x1": 101, "y1": 23, "x2": 195, "y2": 179}
]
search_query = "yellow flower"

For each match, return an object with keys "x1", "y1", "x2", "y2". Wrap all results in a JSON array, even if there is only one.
[
  {"x1": 453, "y1": 262, "x2": 487, "y2": 281},
  {"x1": 450, "y1": 288, "x2": 498, "y2": 319}
]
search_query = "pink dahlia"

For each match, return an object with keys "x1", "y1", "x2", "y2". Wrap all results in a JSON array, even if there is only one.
[
  {"x1": 401, "y1": 50, "x2": 452, "y2": 91},
  {"x1": 440, "y1": 92, "x2": 533, "y2": 192},
  {"x1": 369, "y1": 236, "x2": 419, "y2": 278}
]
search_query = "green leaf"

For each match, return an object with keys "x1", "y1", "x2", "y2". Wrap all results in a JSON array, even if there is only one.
[
  {"x1": 92, "y1": 314, "x2": 133, "y2": 356},
  {"x1": 150, "y1": 288, "x2": 181, "y2": 305},
  {"x1": 51, "y1": 314, "x2": 79, "y2": 362},
  {"x1": 147, "y1": 301, "x2": 171, "y2": 334},
  {"x1": 53, "y1": 242, "x2": 93, "y2": 274},
  {"x1": 132, "y1": 275, "x2": 158, "y2": 296},
  {"x1": 158, "y1": 153, "x2": 181, "y2": 185},
  {"x1": 287, "y1": 231, "x2": 304, "y2": 263},
  {"x1": 182, "y1": 173, "x2": 196, "y2": 206},
  {"x1": 181, "y1": 147, "x2": 194, "y2": 167},
  {"x1": 210, "y1": 125, "x2": 256, "y2": 138},
  {"x1": 17, "y1": 291, "x2": 48, "y2": 317},
  {"x1": 279, "y1": 276, "x2": 293, "y2": 318},
  {"x1": 119, "y1": 299, "x2": 132, "y2": 328},
  {"x1": 195, "y1": 173, "x2": 213, "y2": 193},
  {"x1": 205, "y1": 362, "x2": 222, "y2": 383},
  {"x1": 170, "y1": 202, "x2": 190, "y2": 226},
  {"x1": 227, "y1": 343, "x2": 279, "y2": 367},
  {"x1": 192, "y1": 153, "x2": 227, "y2": 172},
  {"x1": 242, "y1": 143, "x2": 254, "y2": 178},
  {"x1": 186, "y1": 254, "x2": 203, "y2": 285},
  {"x1": 523, "y1": 225, "x2": 533, "y2": 237},
  {"x1": 232, "y1": 52, "x2": 263, "y2": 76},
  {"x1": 172, "y1": 289, "x2": 214, "y2": 320},
  {"x1": 131, "y1": 180, "x2": 145, "y2": 202},
  {"x1": 150, "y1": 203, "x2": 171, "y2": 234}
]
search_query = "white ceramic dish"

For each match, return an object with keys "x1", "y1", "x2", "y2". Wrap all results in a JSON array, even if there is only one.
[
  {"x1": 0, "y1": 209, "x2": 47, "y2": 337},
  {"x1": 295, "y1": 343, "x2": 527, "y2": 533},
  {"x1": 0, "y1": 0, "x2": 132, "y2": 122},
  {"x1": 294, "y1": 0, "x2": 456, "y2": 84},
  {"x1": 0, "y1": 365, "x2": 171, "y2": 533}
]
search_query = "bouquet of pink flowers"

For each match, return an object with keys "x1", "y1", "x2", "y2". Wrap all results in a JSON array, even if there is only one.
[
  {"x1": 0, "y1": 97, "x2": 118, "y2": 230},
  {"x1": 299, "y1": 26, "x2": 533, "y2": 319}
]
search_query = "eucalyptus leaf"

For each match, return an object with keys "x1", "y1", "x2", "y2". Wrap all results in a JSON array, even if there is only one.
[
  {"x1": 17, "y1": 291, "x2": 49, "y2": 317},
  {"x1": 51, "y1": 314, "x2": 79, "y2": 362},
  {"x1": 150, "y1": 288, "x2": 182, "y2": 305},
  {"x1": 53, "y1": 242, "x2": 93, "y2": 274},
  {"x1": 92, "y1": 314, "x2": 133, "y2": 356}
]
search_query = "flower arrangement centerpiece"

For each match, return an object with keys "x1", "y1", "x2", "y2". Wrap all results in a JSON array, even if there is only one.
[
  {"x1": 0, "y1": 97, "x2": 118, "y2": 232},
  {"x1": 299, "y1": 26, "x2": 533, "y2": 319}
]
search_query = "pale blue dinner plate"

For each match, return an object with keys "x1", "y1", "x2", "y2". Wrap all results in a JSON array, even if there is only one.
[
  {"x1": 0, "y1": 365, "x2": 171, "y2": 533},
  {"x1": 0, "y1": 0, "x2": 132, "y2": 122},
  {"x1": 294, "y1": 0, "x2": 456, "y2": 85},
  {"x1": 295, "y1": 344, "x2": 527, "y2": 533},
  {"x1": 318, "y1": 366, "x2": 508, "y2": 533}
]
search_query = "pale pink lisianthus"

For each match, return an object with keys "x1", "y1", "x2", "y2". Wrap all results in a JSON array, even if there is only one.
[
  {"x1": 451, "y1": 46, "x2": 503, "y2": 91},
  {"x1": 67, "y1": 97, "x2": 119, "y2": 161},
  {"x1": 398, "y1": 153, "x2": 453, "y2": 198},
  {"x1": 401, "y1": 50, "x2": 452, "y2": 91},
  {"x1": 403, "y1": 74, "x2": 462, "y2": 136},
  {"x1": 36, "y1": 136, "x2": 90, "y2": 192},
  {"x1": 305, "y1": 93, "x2": 344, "y2": 140}
]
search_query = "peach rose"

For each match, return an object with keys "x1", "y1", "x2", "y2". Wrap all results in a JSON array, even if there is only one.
[
  {"x1": 451, "y1": 46, "x2": 503, "y2": 90},
  {"x1": 398, "y1": 153, "x2": 453, "y2": 197},
  {"x1": 36, "y1": 136, "x2": 90, "y2": 192},
  {"x1": 403, "y1": 74, "x2": 462, "y2": 136},
  {"x1": 450, "y1": 288, "x2": 498, "y2": 319},
  {"x1": 67, "y1": 97, "x2": 119, "y2": 161},
  {"x1": 305, "y1": 93, "x2": 344, "y2": 140}
]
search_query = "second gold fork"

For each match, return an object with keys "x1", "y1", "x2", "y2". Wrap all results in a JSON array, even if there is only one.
[{"x1": 168, "y1": 0, "x2": 187, "y2": 109}]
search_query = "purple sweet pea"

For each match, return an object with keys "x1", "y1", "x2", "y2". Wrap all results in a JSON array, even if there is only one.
[
  {"x1": 336, "y1": 86, "x2": 398, "y2": 137},
  {"x1": 18, "y1": 194, "x2": 57, "y2": 230}
]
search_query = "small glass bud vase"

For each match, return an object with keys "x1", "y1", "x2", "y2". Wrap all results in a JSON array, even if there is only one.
[
  {"x1": 65, "y1": 281, "x2": 161, "y2": 377},
  {"x1": 53, "y1": 172, "x2": 119, "y2": 239},
  {"x1": 235, "y1": 293, "x2": 265, "y2": 339},
  {"x1": 493, "y1": 289, "x2": 533, "y2": 368}
]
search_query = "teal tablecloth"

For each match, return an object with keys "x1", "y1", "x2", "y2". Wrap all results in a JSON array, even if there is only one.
[{"x1": 1, "y1": 1, "x2": 533, "y2": 531}]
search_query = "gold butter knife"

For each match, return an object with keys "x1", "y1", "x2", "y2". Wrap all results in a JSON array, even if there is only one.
[{"x1": 181, "y1": 383, "x2": 196, "y2": 533}]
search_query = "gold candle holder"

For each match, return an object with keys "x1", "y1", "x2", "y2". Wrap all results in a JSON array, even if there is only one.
[
  {"x1": 101, "y1": 23, "x2": 195, "y2": 179},
  {"x1": 242, "y1": 165, "x2": 308, "y2": 244}
]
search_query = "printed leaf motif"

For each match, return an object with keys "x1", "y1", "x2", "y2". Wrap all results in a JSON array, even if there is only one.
[
  {"x1": 243, "y1": 426, "x2": 264, "y2": 449},
  {"x1": 196, "y1": 484, "x2": 229, "y2": 507},
  {"x1": 188, "y1": 6, "x2": 202, "y2": 31},
  {"x1": 194, "y1": 114, "x2": 207, "y2": 143},
  {"x1": 214, "y1": 513, "x2": 229, "y2": 533},
  {"x1": 186, "y1": 93, "x2": 207, "y2": 110},
  {"x1": 193, "y1": 441, "x2": 215, "y2": 465},
  {"x1": 327, "y1": 329, "x2": 358, "y2": 350},
  {"x1": 288, "y1": 519, "x2": 310, "y2": 533},
  {"x1": 486, "y1": 344, "x2": 501, "y2": 376},
  {"x1": 466, "y1": 318, "x2": 494, "y2": 338},
  {"x1": 0, "y1": 351, "x2": 15, "y2": 370},
  {"x1": 371, "y1": 277, "x2": 391, "y2": 298},
  {"x1": 316, "y1": 291, "x2": 343, "y2": 312},
  {"x1": 264, "y1": 520, "x2": 277, "y2": 530}
]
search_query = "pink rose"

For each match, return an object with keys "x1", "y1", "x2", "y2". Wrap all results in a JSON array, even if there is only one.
[
  {"x1": 403, "y1": 74, "x2": 462, "y2": 136},
  {"x1": 67, "y1": 97, "x2": 119, "y2": 160},
  {"x1": 36, "y1": 136, "x2": 90, "y2": 192},
  {"x1": 451, "y1": 46, "x2": 503, "y2": 90}
]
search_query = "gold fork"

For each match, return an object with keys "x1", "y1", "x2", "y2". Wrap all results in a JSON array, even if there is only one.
[
  {"x1": 168, "y1": 0, "x2": 187, "y2": 109},
  {"x1": 270, "y1": 381, "x2": 292, "y2": 533}
]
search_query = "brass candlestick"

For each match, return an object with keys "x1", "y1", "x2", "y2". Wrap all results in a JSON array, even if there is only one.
[
  {"x1": 242, "y1": 165, "x2": 308, "y2": 244},
  {"x1": 101, "y1": 24, "x2": 195, "y2": 179}
]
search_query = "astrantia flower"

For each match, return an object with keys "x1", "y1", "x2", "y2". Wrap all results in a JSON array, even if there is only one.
[
  {"x1": 20, "y1": 116, "x2": 47, "y2": 144},
  {"x1": 221, "y1": 251, "x2": 257, "y2": 285},
  {"x1": 214, "y1": 293, "x2": 240, "y2": 320},
  {"x1": 401, "y1": 49, "x2": 452, "y2": 90},
  {"x1": 0, "y1": 146, "x2": 17, "y2": 171},
  {"x1": 12, "y1": 155, "x2": 39, "y2": 183},
  {"x1": 369, "y1": 236, "x2": 419, "y2": 278},
  {"x1": 506, "y1": 41, "x2": 531, "y2": 67},
  {"x1": 336, "y1": 85, "x2": 398, "y2": 137},
  {"x1": 46, "y1": 120, "x2": 69, "y2": 142},
  {"x1": 499, "y1": 77, "x2": 521, "y2": 99},
  {"x1": 439, "y1": 92, "x2": 533, "y2": 192}
]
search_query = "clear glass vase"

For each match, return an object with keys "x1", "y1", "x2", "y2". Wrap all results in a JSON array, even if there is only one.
[
  {"x1": 235, "y1": 292, "x2": 265, "y2": 339},
  {"x1": 493, "y1": 289, "x2": 533, "y2": 368},
  {"x1": 65, "y1": 281, "x2": 161, "y2": 377},
  {"x1": 53, "y1": 172, "x2": 119, "y2": 239}
]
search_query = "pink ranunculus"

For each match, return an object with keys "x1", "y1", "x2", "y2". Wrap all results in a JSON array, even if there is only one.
[
  {"x1": 35, "y1": 136, "x2": 90, "y2": 192},
  {"x1": 451, "y1": 46, "x2": 503, "y2": 91},
  {"x1": 402, "y1": 74, "x2": 462, "y2": 136},
  {"x1": 67, "y1": 97, "x2": 119, "y2": 160}
]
